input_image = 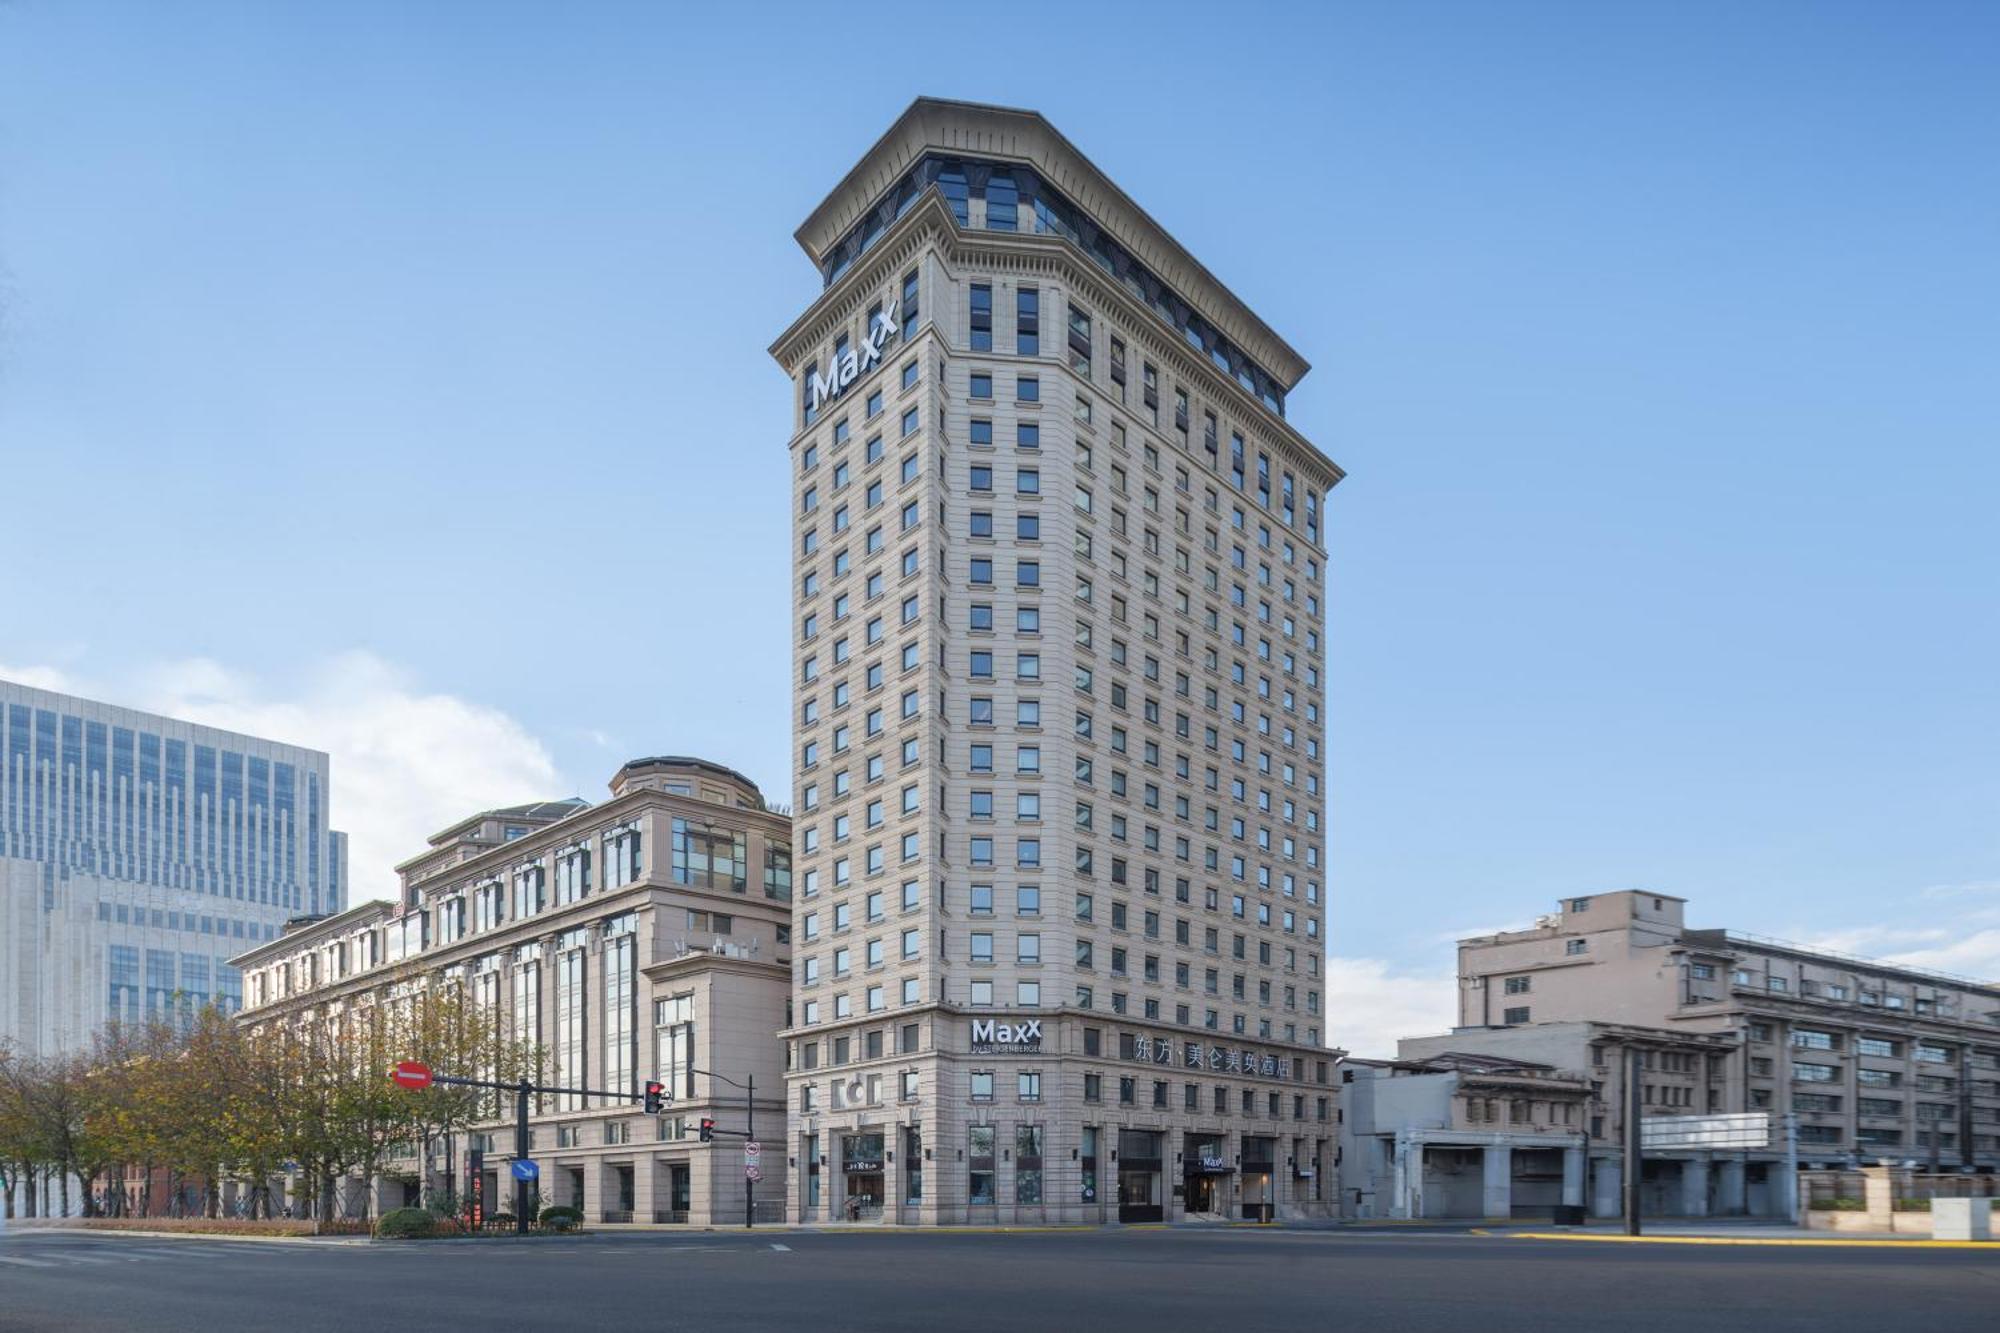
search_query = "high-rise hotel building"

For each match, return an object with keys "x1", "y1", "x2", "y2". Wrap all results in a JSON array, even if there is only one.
[
  {"x1": 772, "y1": 100, "x2": 1343, "y2": 1224},
  {"x1": 0, "y1": 679, "x2": 347, "y2": 1059}
]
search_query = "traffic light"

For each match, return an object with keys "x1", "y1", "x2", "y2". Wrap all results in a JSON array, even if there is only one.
[
  {"x1": 699, "y1": 1117, "x2": 715, "y2": 1142},
  {"x1": 643, "y1": 1081, "x2": 665, "y2": 1115}
]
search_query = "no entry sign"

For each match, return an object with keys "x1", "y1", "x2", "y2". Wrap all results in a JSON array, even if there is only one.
[{"x1": 390, "y1": 1060, "x2": 433, "y2": 1090}]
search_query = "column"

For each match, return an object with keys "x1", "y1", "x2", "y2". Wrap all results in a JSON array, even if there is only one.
[
  {"x1": 1591, "y1": 1158, "x2": 1621, "y2": 1218},
  {"x1": 1770, "y1": 1154, "x2": 1799, "y2": 1224},
  {"x1": 1390, "y1": 1133, "x2": 1417, "y2": 1219},
  {"x1": 1561, "y1": 1146, "x2": 1586, "y2": 1209},
  {"x1": 1716, "y1": 1158, "x2": 1746, "y2": 1215},
  {"x1": 634, "y1": 1153, "x2": 658, "y2": 1225},
  {"x1": 1679, "y1": 1154, "x2": 1710, "y2": 1217},
  {"x1": 1481, "y1": 1144, "x2": 1512, "y2": 1219},
  {"x1": 581, "y1": 1157, "x2": 604, "y2": 1221},
  {"x1": 1861, "y1": 1164, "x2": 1894, "y2": 1231}
]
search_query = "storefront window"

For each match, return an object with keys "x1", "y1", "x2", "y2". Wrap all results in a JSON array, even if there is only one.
[
  {"x1": 1080, "y1": 1125, "x2": 1098, "y2": 1203},
  {"x1": 804, "y1": 1133, "x2": 820, "y2": 1208},
  {"x1": 904, "y1": 1126, "x2": 923, "y2": 1203},
  {"x1": 1015, "y1": 1125, "x2": 1043, "y2": 1204},
  {"x1": 968, "y1": 1125, "x2": 997, "y2": 1204}
]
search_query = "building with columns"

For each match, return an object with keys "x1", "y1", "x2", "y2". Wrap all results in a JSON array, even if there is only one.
[
  {"x1": 773, "y1": 99, "x2": 1342, "y2": 1224},
  {"x1": 1336, "y1": 1052, "x2": 1595, "y2": 1221},
  {"x1": 1428, "y1": 889, "x2": 2000, "y2": 1214},
  {"x1": 230, "y1": 755, "x2": 792, "y2": 1225},
  {"x1": 1393, "y1": 1022, "x2": 1754, "y2": 1218}
]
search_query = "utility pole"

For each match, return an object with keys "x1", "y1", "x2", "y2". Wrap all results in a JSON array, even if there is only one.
[
  {"x1": 514, "y1": 1078, "x2": 531, "y2": 1236},
  {"x1": 745, "y1": 1073, "x2": 755, "y2": 1230},
  {"x1": 1624, "y1": 1046, "x2": 1644, "y2": 1236}
]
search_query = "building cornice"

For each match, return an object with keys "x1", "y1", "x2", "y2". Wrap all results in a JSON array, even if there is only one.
[
  {"x1": 794, "y1": 97, "x2": 1310, "y2": 391},
  {"x1": 771, "y1": 190, "x2": 1343, "y2": 498}
]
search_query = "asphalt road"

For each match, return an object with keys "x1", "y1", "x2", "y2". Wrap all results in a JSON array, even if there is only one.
[{"x1": 1, "y1": 1226, "x2": 1996, "y2": 1332}]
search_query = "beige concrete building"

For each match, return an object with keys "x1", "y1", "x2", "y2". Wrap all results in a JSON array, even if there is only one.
[
  {"x1": 771, "y1": 99, "x2": 1343, "y2": 1224},
  {"x1": 1395, "y1": 1021, "x2": 1750, "y2": 1217},
  {"x1": 1449, "y1": 890, "x2": 2000, "y2": 1192},
  {"x1": 1336, "y1": 1052, "x2": 1595, "y2": 1220},
  {"x1": 231, "y1": 756, "x2": 792, "y2": 1225}
]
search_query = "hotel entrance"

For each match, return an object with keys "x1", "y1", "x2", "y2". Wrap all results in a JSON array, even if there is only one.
[
  {"x1": 1117, "y1": 1129, "x2": 1164, "y2": 1223},
  {"x1": 841, "y1": 1132, "x2": 884, "y2": 1221},
  {"x1": 1182, "y1": 1132, "x2": 1232, "y2": 1218}
]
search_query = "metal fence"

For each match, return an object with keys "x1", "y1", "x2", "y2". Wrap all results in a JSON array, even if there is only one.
[{"x1": 1802, "y1": 1170, "x2": 2000, "y2": 1209}]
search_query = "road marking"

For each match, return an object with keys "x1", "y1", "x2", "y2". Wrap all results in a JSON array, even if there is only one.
[
  {"x1": 1497, "y1": 1231, "x2": 2000, "y2": 1250},
  {"x1": 34, "y1": 1252, "x2": 120, "y2": 1265},
  {"x1": 769, "y1": 1243, "x2": 791, "y2": 1252},
  {"x1": 0, "y1": 1254, "x2": 60, "y2": 1268}
]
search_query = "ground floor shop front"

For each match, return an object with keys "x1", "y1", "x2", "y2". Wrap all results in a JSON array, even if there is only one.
[{"x1": 788, "y1": 1120, "x2": 1334, "y2": 1226}]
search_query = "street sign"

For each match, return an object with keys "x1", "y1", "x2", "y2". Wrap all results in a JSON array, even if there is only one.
[
  {"x1": 390, "y1": 1060, "x2": 433, "y2": 1090},
  {"x1": 511, "y1": 1159, "x2": 539, "y2": 1183},
  {"x1": 1640, "y1": 1111, "x2": 1771, "y2": 1151},
  {"x1": 744, "y1": 1141, "x2": 762, "y2": 1182}
]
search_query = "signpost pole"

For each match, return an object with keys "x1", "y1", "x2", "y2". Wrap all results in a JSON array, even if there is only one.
[
  {"x1": 1784, "y1": 1111, "x2": 1800, "y2": 1226},
  {"x1": 514, "y1": 1078, "x2": 531, "y2": 1236},
  {"x1": 1625, "y1": 1047, "x2": 1643, "y2": 1236},
  {"x1": 745, "y1": 1073, "x2": 755, "y2": 1230}
]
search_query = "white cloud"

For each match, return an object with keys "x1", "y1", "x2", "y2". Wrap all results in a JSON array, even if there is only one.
[
  {"x1": 1795, "y1": 884, "x2": 2000, "y2": 985},
  {"x1": 0, "y1": 662, "x2": 82, "y2": 693},
  {"x1": 2, "y1": 652, "x2": 565, "y2": 906},
  {"x1": 1323, "y1": 956, "x2": 1460, "y2": 1060}
]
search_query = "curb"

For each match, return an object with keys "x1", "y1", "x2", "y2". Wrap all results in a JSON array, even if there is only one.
[
  {"x1": 17, "y1": 1228, "x2": 367, "y2": 1247},
  {"x1": 1490, "y1": 1230, "x2": 2000, "y2": 1250}
]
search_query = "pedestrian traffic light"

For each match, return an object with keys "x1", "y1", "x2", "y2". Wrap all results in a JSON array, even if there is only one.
[
  {"x1": 699, "y1": 1117, "x2": 715, "y2": 1142},
  {"x1": 643, "y1": 1081, "x2": 665, "y2": 1115}
]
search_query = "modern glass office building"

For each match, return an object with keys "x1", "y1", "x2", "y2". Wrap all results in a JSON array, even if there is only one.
[
  {"x1": 774, "y1": 100, "x2": 1345, "y2": 1224},
  {"x1": 0, "y1": 679, "x2": 347, "y2": 1058}
]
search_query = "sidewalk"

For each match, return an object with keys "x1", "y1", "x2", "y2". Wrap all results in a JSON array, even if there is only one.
[{"x1": 1482, "y1": 1221, "x2": 1997, "y2": 1249}]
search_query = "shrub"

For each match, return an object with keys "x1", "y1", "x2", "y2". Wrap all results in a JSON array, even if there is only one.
[
  {"x1": 486, "y1": 1212, "x2": 516, "y2": 1226},
  {"x1": 374, "y1": 1207, "x2": 438, "y2": 1239},
  {"x1": 1809, "y1": 1196, "x2": 1863, "y2": 1211},
  {"x1": 538, "y1": 1205, "x2": 582, "y2": 1230}
]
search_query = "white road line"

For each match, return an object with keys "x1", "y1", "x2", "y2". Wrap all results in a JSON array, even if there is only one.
[
  {"x1": 34, "y1": 1252, "x2": 119, "y2": 1265},
  {"x1": 769, "y1": 1242, "x2": 792, "y2": 1251},
  {"x1": 0, "y1": 1254, "x2": 60, "y2": 1268}
]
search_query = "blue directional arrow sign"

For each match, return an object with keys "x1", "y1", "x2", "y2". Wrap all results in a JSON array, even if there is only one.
[{"x1": 510, "y1": 1160, "x2": 539, "y2": 1182}]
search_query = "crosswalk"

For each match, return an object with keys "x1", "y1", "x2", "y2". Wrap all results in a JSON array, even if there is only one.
[{"x1": 0, "y1": 1239, "x2": 354, "y2": 1271}]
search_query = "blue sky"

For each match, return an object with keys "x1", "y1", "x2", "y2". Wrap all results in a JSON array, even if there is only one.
[{"x1": 3, "y1": 1, "x2": 1995, "y2": 1050}]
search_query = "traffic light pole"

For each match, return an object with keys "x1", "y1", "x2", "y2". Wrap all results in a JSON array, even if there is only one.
[
  {"x1": 419, "y1": 1071, "x2": 648, "y2": 1235},
  {"x1": 682, "y1": 1064, "x2": 757, "y2": 1228}
]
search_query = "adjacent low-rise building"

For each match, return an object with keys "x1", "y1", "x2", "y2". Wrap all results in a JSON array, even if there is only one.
[
  {"x1": 1395, "y1": 1021, "x2": 1755, "y2": 1217},
  {"x1": 1336, "y1": 1051, "x2": 1594, "y2": 1220},
  {"x1": 1449, "y1": 890, "x2": 2000, "y2": 1196},
  {"x1": 231, "y1": 755, "x2": 792, "y2": 1225}
]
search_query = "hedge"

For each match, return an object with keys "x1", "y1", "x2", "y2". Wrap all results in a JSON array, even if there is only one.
[{"x1": 538, "y1": 1205, "x2": 582, "y2": 1230}]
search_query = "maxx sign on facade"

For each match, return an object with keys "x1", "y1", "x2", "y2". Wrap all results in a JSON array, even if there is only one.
[{"x1": 807, "y1": 299, "x2": 899, "y2": 413}]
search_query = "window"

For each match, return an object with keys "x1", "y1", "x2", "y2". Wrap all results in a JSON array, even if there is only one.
[
  {"x1": 1016, "y1": 287, "x2": 1039, "y2": 355},
  {"x1": 969, "y1": 284, "x2": 992, "y2": 351},
  {"x1": 968, "y1": 1124, "x2": 996, "y2": 1204},
  {"x1": 1067, "y1": 304, "x2": 1091, "y2": 375},
  {"x1": 970, "y1": 372, "x2": 992, "y2": 399},
  {"x1": 1503, "y1": 1006, "x2": 1530, "y2": 1025}
]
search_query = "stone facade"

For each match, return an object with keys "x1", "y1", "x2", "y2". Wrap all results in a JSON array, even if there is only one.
[
  {"x1": 230, "y1": 756, "x2": 791, "y2": 1226},
  {"x1": 1453, "y1": 890, "x2": 2000, "y2": 1174},
  {"x1": 773, "y1": 99, "x2": 1343, "y2": 1224}
]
